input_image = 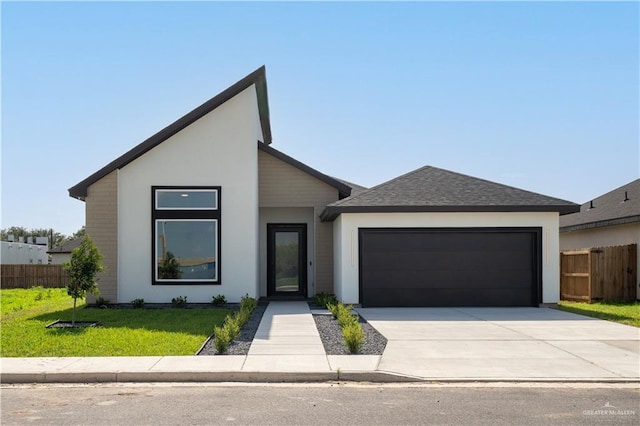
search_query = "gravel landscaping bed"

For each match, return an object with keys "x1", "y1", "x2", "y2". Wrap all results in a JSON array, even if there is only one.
[
  {"x1": 313, "y1": 312, "x2": 387, "y2": 355},
  {"x1": 197, "y1": 301, "x2": 268, "y2": 356},
  {"x1": 197, "y1": 301, "x2": 386, "y2": 356}
]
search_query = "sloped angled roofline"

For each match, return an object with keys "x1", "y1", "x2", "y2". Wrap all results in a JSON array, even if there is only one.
[
  {"x1": 258, "y1": 142, "x2": 352, "y2": 198},
  {"x1": 69, "y1": 66, "x2": 271, "y2": 200}
]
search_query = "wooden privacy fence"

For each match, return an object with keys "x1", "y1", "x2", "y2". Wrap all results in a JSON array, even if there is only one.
[
  {"x1": 1, "y1": 264, "x2": 70, "y2": 289},
  {"x1": 560, "y1": 244, "x2": 637, "y2": 302}
]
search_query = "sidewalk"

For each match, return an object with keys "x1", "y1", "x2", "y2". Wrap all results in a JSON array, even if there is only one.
[
  {"x1": 1, "y1": 303, "x2": 638, "y2": 384},
  {"x1": 0, "y1": 302, "x2": 388, "y2": 384}
]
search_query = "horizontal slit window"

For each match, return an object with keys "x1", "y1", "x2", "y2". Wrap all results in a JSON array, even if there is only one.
[{"x1": 155, "y1": 189, "x2": 218, "y2": 210}]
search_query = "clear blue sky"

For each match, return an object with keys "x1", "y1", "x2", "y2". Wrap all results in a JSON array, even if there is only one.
[{"x1": 2, "y1": 1, "x2": 638, "y2": 236}]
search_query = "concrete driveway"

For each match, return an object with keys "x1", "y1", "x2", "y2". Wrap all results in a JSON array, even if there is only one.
[{"x1": 356, "y1": 307, "x2": 640, "y2": 381}]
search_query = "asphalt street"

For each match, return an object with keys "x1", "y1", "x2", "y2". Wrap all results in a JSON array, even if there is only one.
[{"x1": 1, "y1": 382, "x2": 638, "y2": 425}]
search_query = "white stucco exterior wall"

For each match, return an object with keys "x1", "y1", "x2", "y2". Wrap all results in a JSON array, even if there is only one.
[
  {"x1": 333, "y1": 212, "x2": 560, "y2": 305},
  {"x1": 117, "y1": 86, "x2": 261, "y2": 303},
  {"x1": 560, "y1": 222, "x2": 640, "y2": 299}
]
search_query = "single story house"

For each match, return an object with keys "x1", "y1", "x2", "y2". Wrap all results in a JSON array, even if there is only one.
[
  {"x1": 69, "y1": 66, "x2": 579, "y2": 307},
  {"x1": 560, "y1": 179, "x2": 639, "y2": 299},
  {"x1": 47, "y1": 238, "x2": 82, "y2": 265}
]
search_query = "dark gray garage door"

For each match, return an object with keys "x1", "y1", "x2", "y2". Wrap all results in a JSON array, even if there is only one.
[{"x1": 359, "y1": 228, "x2": 541, "y2": 307}]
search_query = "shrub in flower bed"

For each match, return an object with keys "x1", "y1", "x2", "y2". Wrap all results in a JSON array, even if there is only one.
[
  {"x1": 312, "y1": 292, "x2": 338, "y2": 308},
  {"x1": 213, "y1": 294, "x2": 258, "y2": 354},
  {"x1": 327, "y1": 302, "x2": 365, "y2": 353},
  {"x1": 342, "y1": 320, "x2": 365, "y2": 353},
  {"x1": 211, "y1": 294, "x2": 227, "y2": 306}
]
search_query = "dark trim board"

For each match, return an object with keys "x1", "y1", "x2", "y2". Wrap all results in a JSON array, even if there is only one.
[
  {"x1": 358, "y1": 227, "x2": 542, "y2": 307},
  {"x1": 321, "y1": 205, "x2": 578, "y2": 222}
]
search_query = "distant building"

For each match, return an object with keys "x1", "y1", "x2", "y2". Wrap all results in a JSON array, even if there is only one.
[
  {"x1": 560, "y1": 179, "x2": 639, "y2": 299},
  {"x1": 47, "y1": 238, "x2": 82, "y2": 264},
  {"x1": 1, "y1": 237, "x2": 49, "y2": 264}
]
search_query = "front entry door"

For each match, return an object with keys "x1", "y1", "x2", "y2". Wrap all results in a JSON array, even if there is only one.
[{"x1": 267, "y1": 224, "x2": 307, "y2": 297}]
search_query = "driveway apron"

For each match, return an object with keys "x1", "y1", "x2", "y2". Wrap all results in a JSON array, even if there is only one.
[{"x1": 356, "y1": 307, "x2": 640, "y2": 380}]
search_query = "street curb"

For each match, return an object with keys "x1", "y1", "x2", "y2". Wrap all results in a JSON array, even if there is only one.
[
  {"x1": 2, "y1": 371, "x2": 639, "y2": 385},
  {"x1": 1, "y1": 372, "x2": 338, "y2": 384}
]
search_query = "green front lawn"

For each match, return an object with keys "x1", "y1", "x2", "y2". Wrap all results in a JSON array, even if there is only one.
[
  {"x1": 1, "y1": 287, "x2": 231, "y2": 357},
  {"x1": 557, "y1": 300, "x2": 640, "y2": 327}
]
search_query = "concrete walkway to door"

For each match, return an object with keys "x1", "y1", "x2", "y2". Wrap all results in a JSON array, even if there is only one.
[
  {"x1": 243, "y1": 301, "x2": 329, "y2": 372},
  {"x1": 241, "y1": 301, "x2": 381, "y2": 375}
]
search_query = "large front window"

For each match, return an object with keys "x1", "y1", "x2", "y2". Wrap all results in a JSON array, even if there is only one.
[{"x1": 152, "y1": 187, "x2": 221, "y2": 284}]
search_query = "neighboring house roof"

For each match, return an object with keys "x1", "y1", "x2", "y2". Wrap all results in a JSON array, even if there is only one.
[
  {"x1": 69, "y1": 66, "x2": 271, "y2": 200},
  {"x1": 320, "y1": 165, "x2": 580, "y2": 221},
  {"x1": 47, "y1": 238, "x2": 82, "y2": 254},
  {"x1": 559, "y1": 179, "x2": 640, "y2": 232},
  {"x1": 258, "y1": 143, "x2": 354, "y2": 198}
]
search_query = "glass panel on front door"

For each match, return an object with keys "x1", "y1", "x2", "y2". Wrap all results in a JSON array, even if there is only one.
[
  {"x1": 267, "y1": 223, "x2": 306, "y2": 297},
  {"x1": 274, "y1": 231, "x2": 300, "y2": 292}
]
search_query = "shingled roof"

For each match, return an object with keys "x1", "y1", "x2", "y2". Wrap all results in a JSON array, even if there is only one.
[
  {"x1": 69, "y1": 66, "x2": 271, "y2": 200},
  {"x1": 47, "y1": 237, "x2": 82, "y2": 254},
  {"x1": 320, "y1": 165, "x2": 579, "y2": 221},
  {"x1": 560, "y1": 179, "x2": 640, "y2": 232}
]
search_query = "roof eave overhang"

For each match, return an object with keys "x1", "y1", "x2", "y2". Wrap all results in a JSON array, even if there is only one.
[
  {"x1": 320, "y1": 204, "x2": 581, "y2": 222},
  {"x1": 68, "y1": 66, "x2": 271, "y2": 201},
  {"x1": 560, "y1": 214, "x2": 640, "y2": 233}
]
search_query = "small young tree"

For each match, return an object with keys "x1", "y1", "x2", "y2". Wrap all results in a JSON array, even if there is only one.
[{"x1": 63, "y1": 235, "x2": 105, "y2": 325}]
